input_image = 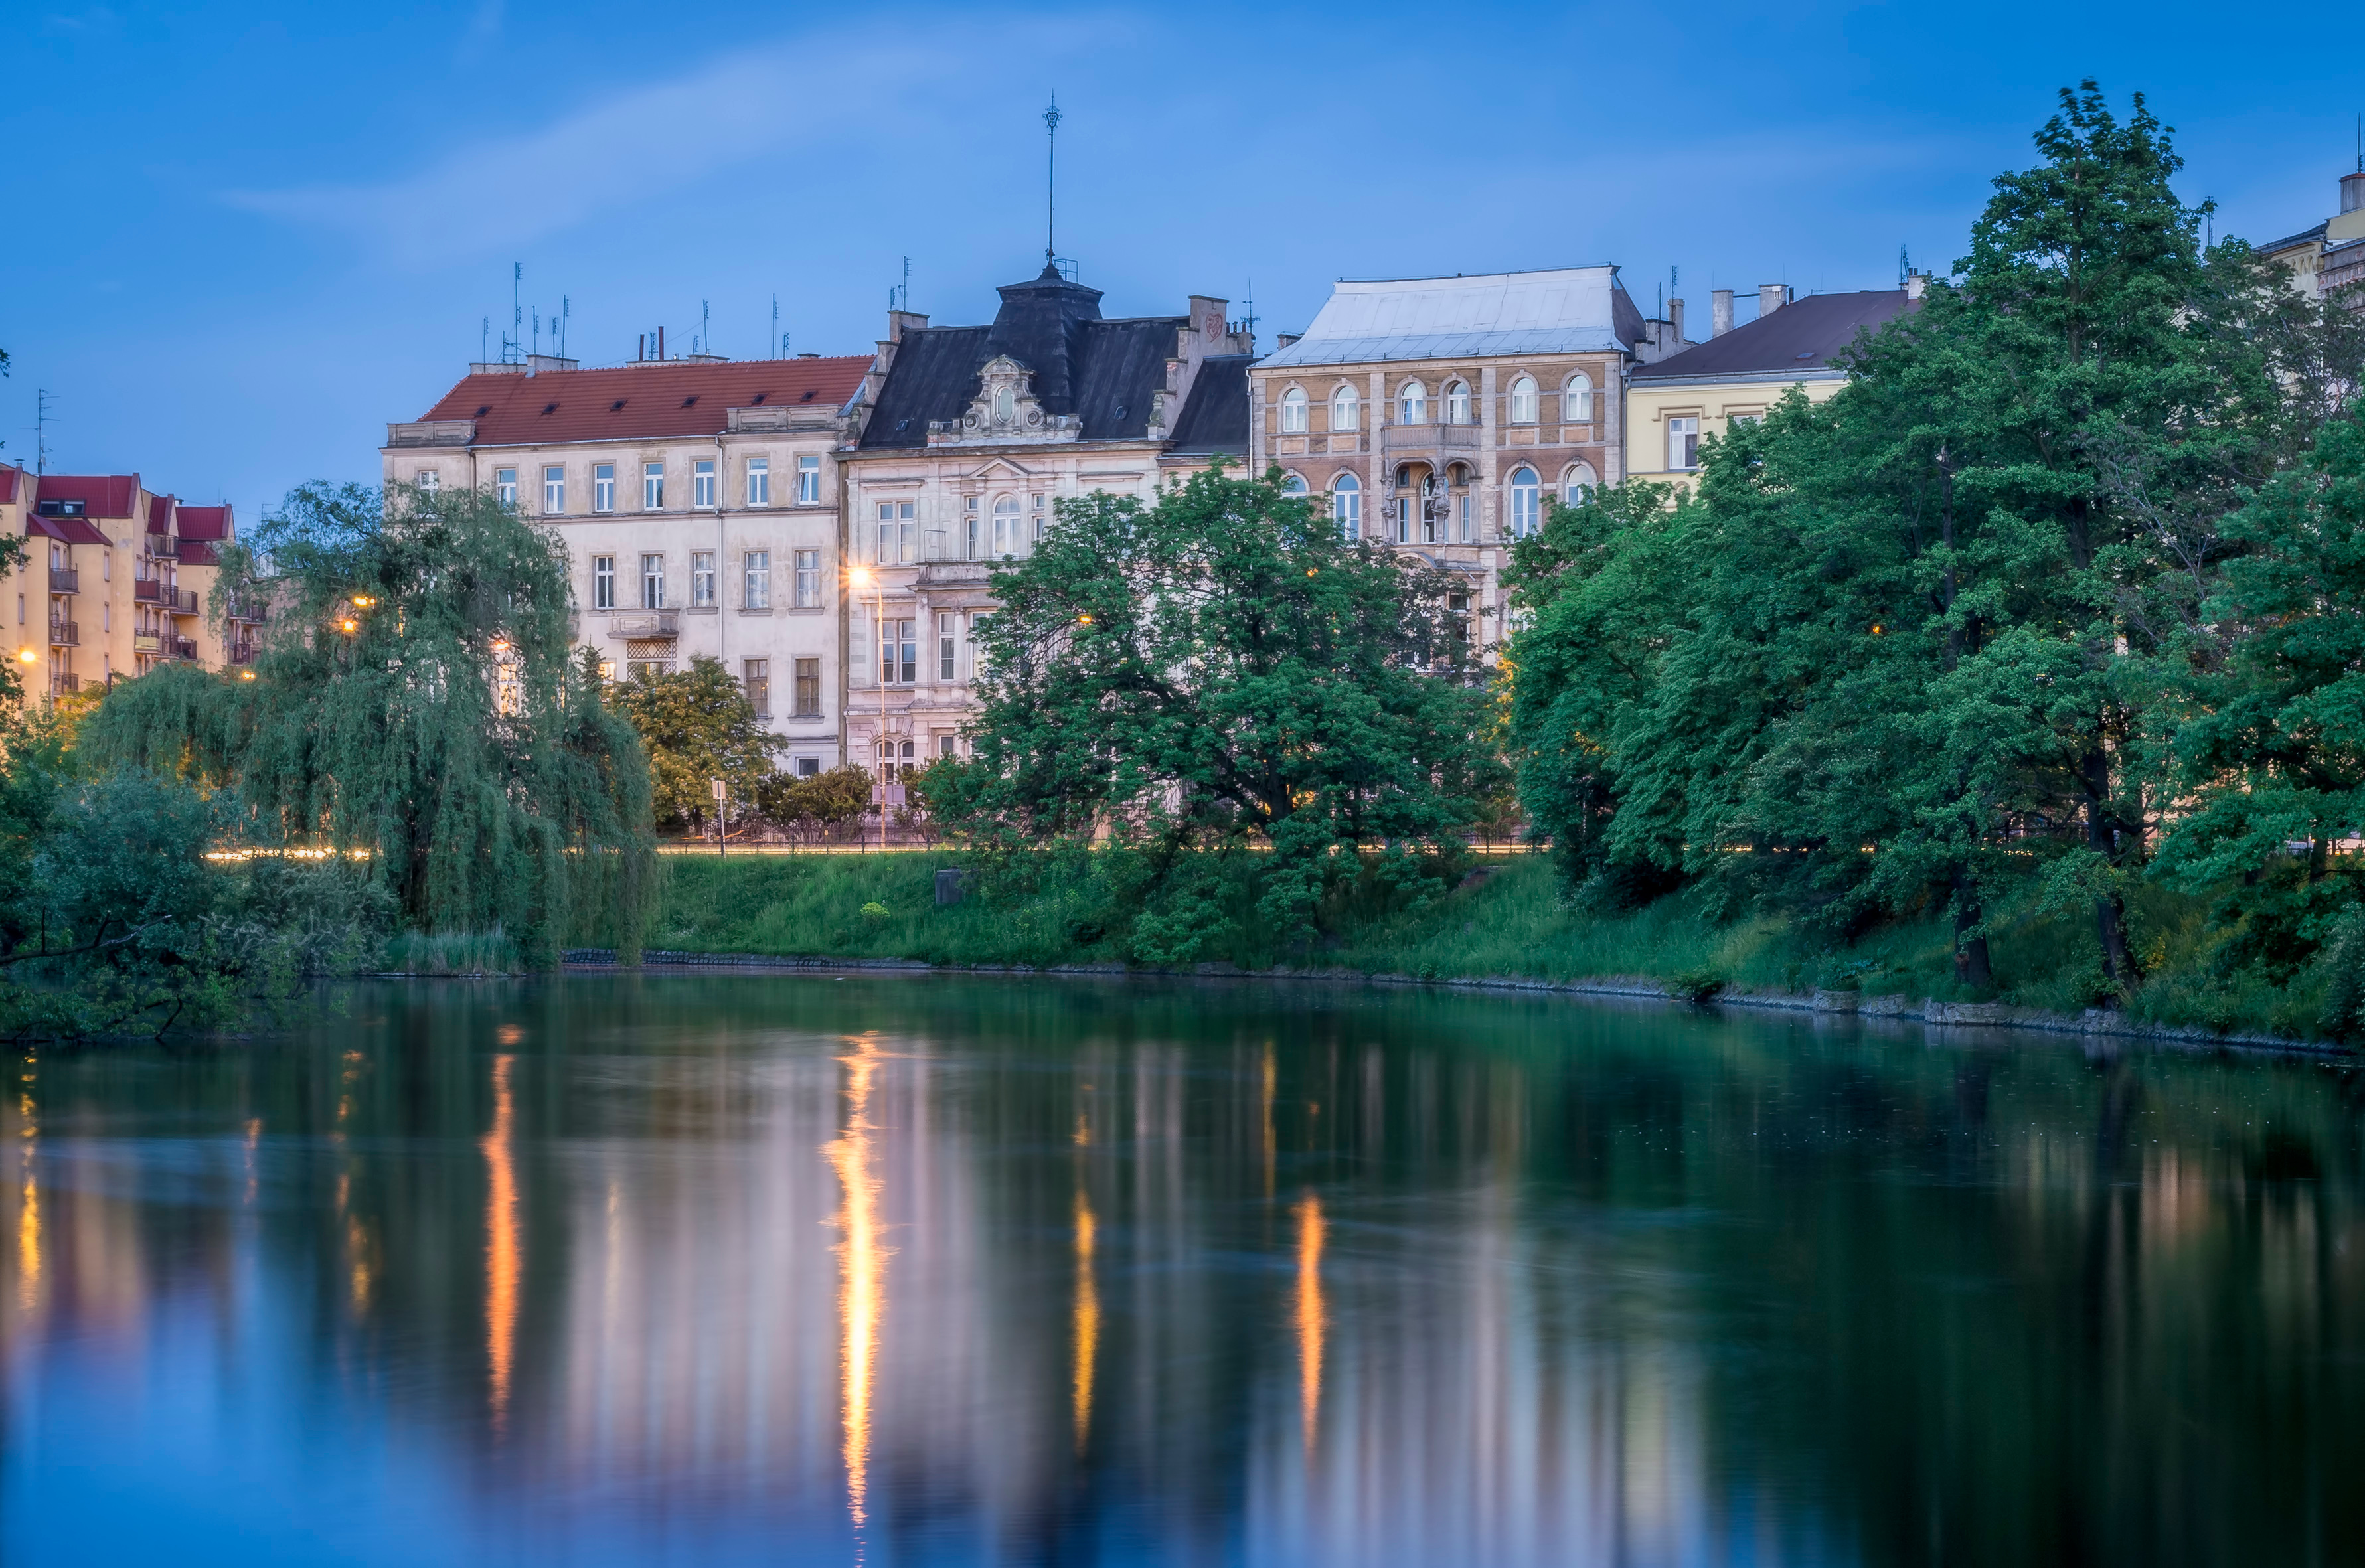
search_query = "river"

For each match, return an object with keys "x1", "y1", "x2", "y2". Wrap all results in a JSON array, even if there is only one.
[{"x1": 2, "y1": 974, "x2": 2359, "y2": 1565}]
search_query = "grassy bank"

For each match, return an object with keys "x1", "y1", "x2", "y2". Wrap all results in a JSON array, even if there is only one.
[{"x1": 570, "y1": 852, "x2": 2332, "y2": 1042}]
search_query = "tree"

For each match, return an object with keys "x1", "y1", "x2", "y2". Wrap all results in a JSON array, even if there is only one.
[
  {"x1": 75, "y1": 481, "x2": 655, "y2": 966},
  {"x1": 942, "y1": 465, "x2": 1504, "y2": 949},
  {"x1": 750, "y1": 763, "x2": 875, "y2": 846},
  {"x1": 608, "y1": 655, "x2": 782, "y2": 836}
]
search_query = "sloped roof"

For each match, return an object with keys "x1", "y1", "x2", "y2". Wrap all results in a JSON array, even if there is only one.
[
  {"x1": 1258, "y1": 266, "x2": 1631, "y2": 368},
  {"x1": 412, "y1": 356, "x2": 873, "y2": 446},
  {"x1": 858, "y1": 265, "x2": 1189, "y2": 451},
  {"x1": 2260, "y1": 220, "x2": 2330, "y2": 258},
  {"x1": 28, "y1": 515, "x2": 112, "y2": 546},
  {"x1": 37, "y1": 475, "x2": 141, "y2": 519},
  {"x1": 0, "y1": 465, "x2": 21, "y2": 504},
  {"x1": 1631, "y1": 290, "x2": 1916, "y2": 381},
  {"x1": 176, "y1": 504, "x2": 232, "y2": 542},
  {"x1": 1166, "y1": 355, "x2": 1251, "y2": 455},
  {"x1": 147, "y1": 493, "x2": 174, "y2": 534}
]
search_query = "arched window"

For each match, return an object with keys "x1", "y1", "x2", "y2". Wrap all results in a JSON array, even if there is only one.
[
  {"x1": 1331, "y1": 386, "x2": 1360, "y2": 431},
  {"x1": 1561, "y1": 462, "x2": 1599, "y2": 506},
  {"x1": 1398, "y1": 380, "x2": 1427, "y2": 426},
  {"x1": 1279, "y1": 386, "x2": 1309, "y2": 433},
  {"x1": 1445, "y1": 380, "x2": 1471, "y2": 424},
  {"x1": 993, "y1": 385, "x2": 1015, "y2": 423},
  {"x1": 1331, "y1": 473, "x2": 1362, "y2": 540},
  {"x1": 1509, "y1": 376, "x2": 1538, "y2": 424},
  {"x1": 992, "y1": 494, "x2": 1021, "y2": 557},
  {"x1": 1508, "y1": 466, "x2": 1540, "y2": 539},
  {"x1": 1279, "y1": 471, "x2": 1308, "y2": 495},
  {"x1": 1563, "y1": 372, "x2": 1593, "y2": 424}
]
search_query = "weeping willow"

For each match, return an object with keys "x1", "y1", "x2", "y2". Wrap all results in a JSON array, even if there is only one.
[{"x1": 79, "y1": 481, "x2": 652, "y2": 965}]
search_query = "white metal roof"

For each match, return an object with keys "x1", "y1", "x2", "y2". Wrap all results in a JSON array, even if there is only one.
[{"x1": 1256, "y1": 267, "x2": 1629, "y2": 368}]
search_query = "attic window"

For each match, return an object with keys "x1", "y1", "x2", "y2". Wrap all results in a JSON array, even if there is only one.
[
  {"x1": 681, "y1": 395, "x2": 698, "y2": 408},
  {"x1": 1794, "y1": 352, "x2": 1817, "y2": 360},
  {"x1": 800, "y1": 389, "x2": 815, "y2": 402},
  {"x1": 1115, "y1": 404, "x2": 1129, "y2": 420},
  {"x1": 896, "y1": 418, "x2": 911, "y2": 432},
  {"x1": 751, "y1": 392, "x2": 768, "y2": 404},
  {"x1": 610, "y1": 398, "x2": 627, "y2": 412},
  {"x1": 473, "y1": 405, "x2": 492, "y2": 418},
  {"x1": 541, "y1": 402, "x2": 558, "y2": 415}
]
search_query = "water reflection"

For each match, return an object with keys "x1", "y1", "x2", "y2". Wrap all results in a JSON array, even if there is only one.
[{"x1": 1, "y1": 979, "x2": 2362, "y2": 1566}]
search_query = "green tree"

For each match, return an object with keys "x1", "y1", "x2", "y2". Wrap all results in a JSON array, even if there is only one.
[
  {"x1": 942, "y1": 465, "x2": 1503, "y2": 947},
  {"x1": 608, "y1": 654, "x2": 782, "y2": 836},
  {"x1": 75, "y1": 481, "x2": 654, "y2": 966}
]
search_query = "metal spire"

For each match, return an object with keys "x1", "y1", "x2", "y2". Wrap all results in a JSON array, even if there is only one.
[{"x1": 1044, "y1": 95, "x2": 1062, "y2": 266}]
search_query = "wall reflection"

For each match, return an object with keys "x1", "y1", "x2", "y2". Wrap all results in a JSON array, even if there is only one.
[{"x1": 1, "y1": 981, "x2": 2364, "y2": 1567}]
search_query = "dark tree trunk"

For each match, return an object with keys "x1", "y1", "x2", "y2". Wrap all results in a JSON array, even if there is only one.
[
  {"x1": 1951, "y1": 870, "x2": 1993, "y2": 988},
  {"x1": 2081, "y1": 744, "x2": 2139, "y2": 987}
]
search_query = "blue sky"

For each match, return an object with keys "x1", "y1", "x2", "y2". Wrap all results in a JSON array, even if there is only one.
[{"x1": 1, "y1": 1, "x2": 2355, "y2": 517}]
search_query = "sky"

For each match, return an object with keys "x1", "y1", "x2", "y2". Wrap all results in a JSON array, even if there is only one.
[{"x1": 1, "y1": 1, "x2": 2357, "y2": 518}]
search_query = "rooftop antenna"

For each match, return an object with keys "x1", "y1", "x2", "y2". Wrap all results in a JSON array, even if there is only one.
[
  {"x1": 1238, "y1": 277, "x2": 1260, "y2": 351},
  {"x1": 510, "y1": 262, "x2": 523, "y2": 364},
  {"x1": 900, "y1": 256, "x2": 912, "y2": 311},
  {"x1": 35, "y1": 388, "x2": 54, "y2": 475},
  {"x1": 771, "y1": 294, "x2": 780, "y2": 358},
  {"x1": 702, "y1": 299, "x2": 710, "y2": 356},
  {"x1": 1044, "y1": 94, "x2": 1061, "y2": 267},
  {"x1": 481, "y1": 315, "x2": 489, "y2": 364},
  {"x1": 532, "y1": 306, "x2": 541, "y2": 355},
  {"x1": 560, "y1": 295, "x2": 571, "y2": 357}
]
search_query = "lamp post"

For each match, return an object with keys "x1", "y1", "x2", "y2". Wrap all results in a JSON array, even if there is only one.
[
  {"x1": 849, "y1": 564, "x2": 883, "y2": 853},
  {"x1": 712, "y1": 777, "x2": 726, "y2": 858}
]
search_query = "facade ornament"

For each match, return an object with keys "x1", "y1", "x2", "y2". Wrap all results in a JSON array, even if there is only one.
[{"x1": 928, "y1": 355, "x2": 1081, "y2": 446}]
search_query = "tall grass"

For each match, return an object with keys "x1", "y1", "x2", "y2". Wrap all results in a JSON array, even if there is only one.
[{"x1": 381, "y1": 929, "x2": 524, "y2": 975}]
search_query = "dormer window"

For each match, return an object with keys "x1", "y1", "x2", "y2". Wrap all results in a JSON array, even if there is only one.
[{"x1": 994, "y1": 386, "x2": 1014, "y2": 422}]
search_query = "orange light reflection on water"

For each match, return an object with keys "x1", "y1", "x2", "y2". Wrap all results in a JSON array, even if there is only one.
[
  {"x1": 483, "y1": 1054, "x2": 519, "y2": 1430},
  {"x1": 1295, "y1": 1193, "x2": 1325, "y2": 1450},
  {"x1": 825, "y1": 1038, "x2": 888, "y2": 1541},
  {"x1": 1074, "y1": 1194, "x2": 1098, "y2": 1452}
]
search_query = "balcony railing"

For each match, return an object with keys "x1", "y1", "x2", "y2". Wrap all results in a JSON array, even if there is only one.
[
  {"x1": 1380, "y1": 422, "x2": 1484, "y2": 453},
  {"x1": 48, "y1": 621, "x2": 77, "y2": 647},
  {"x1": 134, "y1": 632, "x2": 163, "y2": 655},
  {"x1": 226, "y1": 600, "x2": 269, "y2": 624},
  {"x1": 50, "y1": 674, "x2": 78, "y2": 696},
  {"x1": 148, "y1": 535, "x2": 179, "y2": 559},
  {"x1": 229, "y1": 643, "x2": 260, "y2": 665},
  {"x1": 48, "y1": 567, "x2": 78, "y2": 595},
  {"x1": 133, "y1": 633, "x2": 197, "y2": 660},
  {"x1": 610, "y1": 608, "x2": 680, "y2": 638},
  {"x1": 172, "y1": 588, "x2": 200, "y2": 615}
]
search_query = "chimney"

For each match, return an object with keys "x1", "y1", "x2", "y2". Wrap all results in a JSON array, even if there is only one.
[
  {"x1": 1668, "y1": 297, "x2": 1686, "y2": 343},
  {"x1": 886, "y1": 309, "x2": 930, "y2": 343},
  {"x1": 1758, "y1": 283, "x2": 1793, "y2": 317},
  {"x1": 2344, "y1": 170, "x2": 2365, "y2": 215},
  {"x1": 1904, "y1": 271, "x2": 1929, "y2": 301},
  {"x1": 1277, "y1": 333, "x2": 1301, "y2": 350},
  {"x1": 1711, "y1": 289, "x2": 1734, "y2": 337}
]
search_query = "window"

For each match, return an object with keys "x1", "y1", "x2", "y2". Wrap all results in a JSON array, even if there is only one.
[
  {"x1": 875, "y1": 501, "x2": 914, "y2": 564},
  {"x1": 594, "y1": 463, "x2": 616, "y2": 512},
  {"x1": 1509, "y1": 376, "x2": 1538, "y2": 424},
  {"x1": 992, "y1": 495, "x2": 1021, "y2": 557},
  {"x1": 1394, "y1": 469, "x2": 1418, "y2": 544},
  {"x1": 494, "y1": 467, "x2": 518, "y2": 506},
  {"x1": 687, "y1": 550, "x2": 713, "y2": 608},
  {"x1": 641, "y1": 553, "x2": 666, "y2": 609},
  {"x1": 993, "y1": 385, "x2": 1014, "y2": 422},
  {"x1": 744, "y1": 658, "x2": 770, "y2": 718},
  {"x1": 1668, "y1": 416, "x2": 1700, "y2": 471},
  {"x1": 746, "y1": 457, "x2": 770, "y2": 507},
  {"x1": 963, "y1": 495, "x2": 981, "y2": 558},
  {"x1": 414, "y1": 469, "x2": 440, "y2": 493},
  {"x1": 743, "y1": 550, "x2": 770, "y2": 609},
  {"x1": 1508, "y1": 467, "x2": 1540, "y2": 538},
  {"x1": 880, "y1": 618, "x2": 917, "y2": 684},
  {"x1": 797, "y1": 455, "x2": 821, "y2": 505},
  {"x1": 1279, "y1": 472, "x2": 1308, "y2": 495},
  {"x1": 1280, "y1": 386, "x2": 1309, "y2": 433},
  {"x1": 694, "y1": 459, "x2": 716, "y2": 509},
  {"x1": 1398, "y1": 380, "x2": 1427, "y2": 426},
  {"x1": 1445, "y1": 381, "x2": 1471, "y2": 424},
  {"x1": 534, "y1": 464, "x2": 560, "y2": 514},
  {"x1": 1331, "y1": 473, "x2": 1362, "y2": 540},
  {"x1": 592, "y1": 554, "x2": 615, "y2": 610},
  {"x1": 789, "y1": 657, "x2": 819, "y2": 719},
  {"x1": 643, "y1": 462, "x2": 664, "y2": 509},
  {"x1": 627, "y1": 659, "x2": 673, "y2": 680},
  {"x1": 795, "y1": 755, "x2": 821, "y2": 778},
  {"x1": 1032, "y1": 493, "x2": 1047, "y2": 542},
  {"x1": 1331, "y1": 386, "x2": 1360, "y2": 431},
  {"x1": 1562, "y1": 462, "x2": 1599, "y2": 505},
  {"x1": 877, "y1": 737, "x2": 916, "y2": 779},
  {"x1": 793, "y1": 548, "x2": 821, "y2": 609},
  {"x1": 938, "y1": 735, "x2": 959, "y2": 760},
  {"x1": 938, "y1": 611, "x2": 959, "y2": 680},
  {"x1": 1564, "y1": 372, "x2": 1593, "y2": 424},
  {"x1": 1448, "y1": 590, "x2": 1471, "y2": 645}
]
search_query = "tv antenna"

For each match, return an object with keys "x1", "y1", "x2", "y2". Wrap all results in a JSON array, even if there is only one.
[
  {"x1": 1044, "y1": 95, "x2": 1061, "y2": 266},
  {"x1": 1238, "y1": 277, "x2": 1259, "y2": 349},
  {"x1": 509, "y1": 262, "x2": 523, "y2": 363},
  {"x1": 771, "y1": 294, "x2": 780, "y2": 358},
  {"x1": 35, "y1": 388, "x2": 54, "y2": 475},
  {"x1": 532, "y1": 306, "x2": 542, "y2": 355},
  {"x1": 559, "y1": 295, "x2": 571, "y2": 356}
]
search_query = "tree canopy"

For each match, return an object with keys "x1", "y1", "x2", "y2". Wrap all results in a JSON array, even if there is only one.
[{"x1": 74, "y1": 481, "x2": 654, "y2": 965}]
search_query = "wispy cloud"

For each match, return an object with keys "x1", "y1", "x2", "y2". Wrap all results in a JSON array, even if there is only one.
[
  {"x1": 455, "y1": 0, "x2": 504, "y2": 68},
  {"x1": 225, "y1": 15, "x2": 1127, "y2": 268}
]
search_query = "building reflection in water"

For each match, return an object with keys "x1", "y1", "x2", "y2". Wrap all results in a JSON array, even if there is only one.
[{"x1": 4, "y1": 987, "x2": 2365, "y2": 1567}]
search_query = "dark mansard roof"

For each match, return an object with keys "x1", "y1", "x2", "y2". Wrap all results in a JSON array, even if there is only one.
[{"x1": 1165, "y1": 354, "x2": 1252, "y2": 456}]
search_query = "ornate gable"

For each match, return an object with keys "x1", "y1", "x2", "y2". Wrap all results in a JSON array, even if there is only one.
[{"x1": 927, "y1": 355, "x2": 1082, "y2": 447}]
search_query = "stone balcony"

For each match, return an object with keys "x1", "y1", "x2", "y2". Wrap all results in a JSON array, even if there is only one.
[{"x1": 1380, "y1": 422, "x2": 1483, "y2": 455}]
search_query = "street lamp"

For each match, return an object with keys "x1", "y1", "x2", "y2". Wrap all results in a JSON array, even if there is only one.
[
  {"x1": 847, "y1": 564, "x2": 884, "y2": 852},
  {"x1": 711, "y1": 776, "x2": 727, "y2": 858}
]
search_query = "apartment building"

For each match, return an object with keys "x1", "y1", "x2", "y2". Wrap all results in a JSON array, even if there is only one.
[
  {"x1": 840, "y1": 264, "x2": 1252, "y2": 778},
  {"x1": 2261, "y1": 168, "x2": 2365, "y2": 303},
  {"x1": 383, "y1": 351, "x2": 873, "y2": 776},
  {"x1": 4, "y1": 463, "x2": 252, "y2": 700},
  {"x1": 1625, "y1": 283, "x2": 1920, "y2": 493},
  {"x1": 1248, "y1": 266, "x2": 1671, "y2": 650}
]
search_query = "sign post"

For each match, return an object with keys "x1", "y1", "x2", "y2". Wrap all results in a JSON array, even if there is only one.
[{"x1": 710, "y1": 777, "x2": 726, "y2": 858}]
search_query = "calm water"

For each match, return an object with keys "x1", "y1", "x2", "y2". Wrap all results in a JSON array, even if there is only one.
[{"x1": 3, "y1": 976, "x2": 2362, "y2": 1567}]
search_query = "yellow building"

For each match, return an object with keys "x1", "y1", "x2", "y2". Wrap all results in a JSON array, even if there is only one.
[
  {"x1": 2259, "y1": 169, "x2": 2365, "y2": 302},
  {"x1": 1624, "y1": 283, "x2": 1919, "y2": 494}
]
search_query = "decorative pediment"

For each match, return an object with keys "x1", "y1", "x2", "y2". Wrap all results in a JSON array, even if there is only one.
[{"x1": 928, "y1": 355, "x2": 1082, "y2": 446}]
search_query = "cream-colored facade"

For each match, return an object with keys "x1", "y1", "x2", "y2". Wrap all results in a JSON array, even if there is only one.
[
  {"x1": 2259, "y1": 169, "x2": 2365, "y2": 303},
  {"x1": 1625, "y1": 283, "x2": 1919, "y2": 495},
  {"x1": 1248, "y1": 267, "x2": 1673, "y2": 650},
  {"x1": 383, "y1": 354, "x2": 874, "y2": 776},
  {"x1": 4, "y1": 463, "x2": 252, "y2": 702},
  {"x1": 839, "y1": 272, "x2": 1253, "y2": 778}
]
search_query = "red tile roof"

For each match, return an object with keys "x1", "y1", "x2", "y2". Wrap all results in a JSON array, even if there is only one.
[
  {"x1": 0, "y1": 465, "x2": 22, "y2": 504},
  {"x1": 414, "y1": 357, "x2": 874, "y2": 447},
  {"x1": 177, "y1": 504, "x2": 233, "y2": 542},
  {"x1": 179, "y1": 540, "x2": 220, "y2": 566},
  {"x1": 37, "y1": 475, "x2": 141, "y2": 519},
  {"x1": 147, "y1": 493, "x2": 175, "y2": 534},
  {"x1": 29, "y1": 516, "x2": 114, "y2": 546}
]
